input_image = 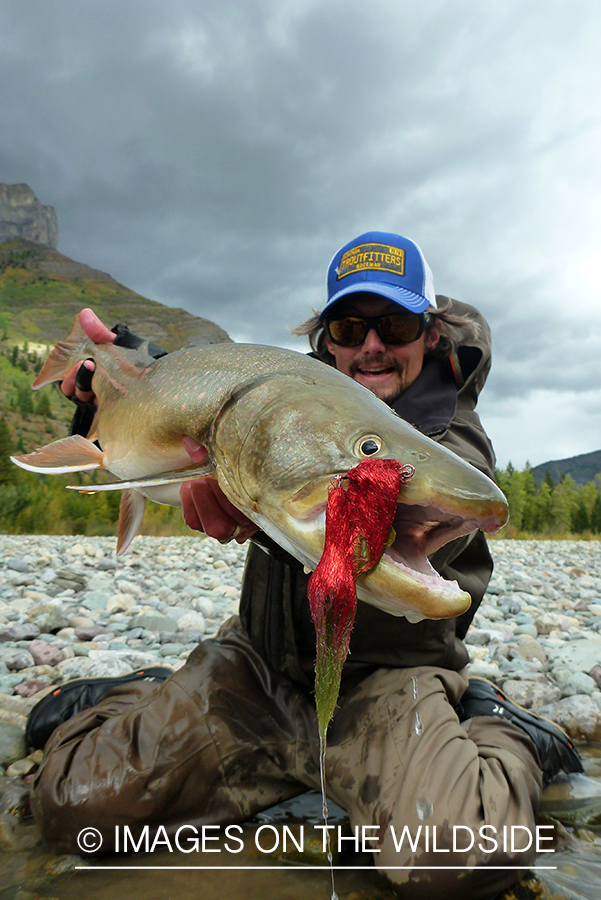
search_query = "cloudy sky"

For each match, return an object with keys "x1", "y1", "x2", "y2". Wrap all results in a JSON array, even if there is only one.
[{"x1": 2, "y1": 0, "x2": 600, "y2": 469}]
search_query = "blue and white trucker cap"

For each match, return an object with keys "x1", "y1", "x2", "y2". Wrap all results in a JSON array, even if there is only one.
[{"x1": 320, "y1": 231, "x2": 436, "y2": 320}]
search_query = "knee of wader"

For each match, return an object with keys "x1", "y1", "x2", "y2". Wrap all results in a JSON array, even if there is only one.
[
  {"x1": 375, "y1": 827, "x2": 534, "y2": 900},
  {"x1": 31, "y1": 763, "x2": 122, "y2": 853}
]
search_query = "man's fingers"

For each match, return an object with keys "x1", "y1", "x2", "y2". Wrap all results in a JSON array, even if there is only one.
[
  {"x1": 180, "y1": 478, "x2": 257, "y2": 543},
  {"x1": 61, "y1": 359, "x2": 96, "y2": 401},
  {"x1": 182, "y1": 435, "x2": 209, "y2": 463},
  {"x1": 60, "y1": 309, "x2": 112, "y2": 401},
  {"x1": 180, "y1": 479, "x2": 236, "y2": 541},
  {"x1": 75, "y1": 362, "x2": 94, "y2": 393},
  {"x1": 79, "y1": 308, "x2": 116, "y2": 344}
]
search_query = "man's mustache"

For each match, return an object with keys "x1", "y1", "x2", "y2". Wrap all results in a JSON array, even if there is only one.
[{"x1": 349, "y1": 354, "x2": 401, "y2": 376}]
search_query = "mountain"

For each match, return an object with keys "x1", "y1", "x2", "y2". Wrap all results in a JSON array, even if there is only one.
[
  {"x1": 0, "y1": 237, "x2": 230, "y2": 350},
  {"x1": 531, "y1": 449, "x2": 601, "y2": 486},
  {"x1": 0, "y1": 183, "x2": 58, "y2": 249},
  {"x1": 0, "y1": 237, "x2": 231, "y2": 457}
]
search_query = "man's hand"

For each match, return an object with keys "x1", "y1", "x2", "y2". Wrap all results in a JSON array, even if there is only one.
[
  {"x1": 60, "y1": 308, "x2": 257, "y2": 545},
  {"x1": 180, "y1": 437, "x2": 258, "y2": 544},
  {"x1": 60, "y1": 308, "x2": 115, "y2": 402}
]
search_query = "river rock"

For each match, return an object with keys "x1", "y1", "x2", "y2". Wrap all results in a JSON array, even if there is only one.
[
  {"x1": 511, "y1": 638, "x2": 547, "y2": 665},
  {"x1": 500, "y1": 679, "x2": 561, "y2": 709},
  {"x1": 0, "y1": 624, "x2": 40, "y2": 643},
  {"x1": 558, "y1": 672, "x2": 600, "y2": 697},
  {"x1": 28, "y1": 604, "x2": 68, "y2": 634},
  {"x1": 129, "y1": 613, "x2": 178, "y2": 633},
  {"x1": 28, "y1": 640, "x2": 63, "y2": 667},
  {"x1": 0, "y1": 650, "x2": 35, "y2": 672},
  {"x1": 548, "y1": 640, "x2": 601, "y2": 675},
  {"x1": 0, "y1": 725, "x2": 27, "y2": 767},
  {"x1": 177, "y1": 612, "x2": 206, "y2": 634},
  {"x1": 7, "y1": 559, "x2": 32, "y2": 574},
  {"x1": 537, "y1": 694, "x2": 601, "y2": 742},
  {"x1": 589, "y1": 664, "x2": 601, "y2": 689}
]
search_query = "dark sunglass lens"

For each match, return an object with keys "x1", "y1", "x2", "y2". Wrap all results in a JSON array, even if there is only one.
[
  {"x1": 328, "y1": 317, "x2": 367, "y2": 345},
  {"x1": 379, "y1": 315, "x2": 422, "y2": 344}
]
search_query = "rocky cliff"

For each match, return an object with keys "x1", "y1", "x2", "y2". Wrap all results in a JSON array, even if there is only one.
[{"x1": 0, "y1": 184, "x2": 58, "y2": 249}]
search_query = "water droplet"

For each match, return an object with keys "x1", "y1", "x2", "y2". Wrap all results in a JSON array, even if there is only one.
[
  {"x1": 414, "y1": 710, "x2": 424, "y2": 735},
  {"x1": 416, "y1": 797, "x2": 433, "y2": 820},
  {"x1": 411, "y1": 675, "x2": 418, "y2": 700}
]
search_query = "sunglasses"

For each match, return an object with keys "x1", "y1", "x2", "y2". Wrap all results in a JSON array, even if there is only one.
[{"x1": 325, "y1": 313, "x2": 428, "y2": 347}]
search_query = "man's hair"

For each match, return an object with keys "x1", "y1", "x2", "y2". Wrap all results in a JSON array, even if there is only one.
[{"x1": 290, "y1": 298, "x2": 479, "y2": 366}]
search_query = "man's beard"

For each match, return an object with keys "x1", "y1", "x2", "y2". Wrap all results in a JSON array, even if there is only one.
[{"x1": 348, "y1": 354, "x2": 405, "y2": 405}]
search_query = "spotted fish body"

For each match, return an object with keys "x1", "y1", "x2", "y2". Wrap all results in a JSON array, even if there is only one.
[{"x1": 12, "y1": 313, "x2": 509, "y2": 622}]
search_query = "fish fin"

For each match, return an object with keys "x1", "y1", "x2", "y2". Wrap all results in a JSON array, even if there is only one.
[
  {"x1": 66, "y1": 460, "x2": 216, "y2": 492},
  {"x1": 117, "y1": 490, "x2": 146, "y2": 556},
  {"x1": 11, "y1": 436, "x2": 104, "y2": 474},
  {"x1": 86, "y1": 410, "x2": 99, "y2": 442},
  {"x1": 32, "y1": 314, "x2": 97, "y2": 389}
]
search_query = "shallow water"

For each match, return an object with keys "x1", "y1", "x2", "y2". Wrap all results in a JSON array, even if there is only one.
[{"x1": 2, "y1": 748, "x2": 601, "y2": 900}]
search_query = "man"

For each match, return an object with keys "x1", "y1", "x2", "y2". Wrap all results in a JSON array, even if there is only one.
[{"x1": 28, "y1": 232, "x2": 581, "y2": 899}]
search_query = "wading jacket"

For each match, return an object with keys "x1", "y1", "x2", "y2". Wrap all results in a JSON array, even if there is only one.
[{"x1": 239, "y1": 299, "x2": 498, "y2": 689}]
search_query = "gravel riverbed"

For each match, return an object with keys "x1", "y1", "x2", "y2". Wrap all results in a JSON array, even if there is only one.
[{"x1": 1, "y1": 535, "x2": 601, "y2": 780}]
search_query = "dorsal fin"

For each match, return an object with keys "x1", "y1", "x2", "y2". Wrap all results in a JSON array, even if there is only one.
[{"x1": 32, "y1": 315, "x2": 96, "y2": 389}]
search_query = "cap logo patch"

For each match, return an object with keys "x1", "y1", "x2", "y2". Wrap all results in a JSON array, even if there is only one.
[{"x1": 337, "y1": 243, "x2": 405, "y2": 281}]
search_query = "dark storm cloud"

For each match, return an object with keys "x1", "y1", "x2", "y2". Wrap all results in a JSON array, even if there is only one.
[{"x1": 2, "y1": 0, "x2": 601, "y2": 466}]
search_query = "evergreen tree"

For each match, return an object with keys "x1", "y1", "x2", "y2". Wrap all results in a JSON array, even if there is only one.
[
  {"x1": 520, "y1": 464, "x2": 537, "y2": 532},
  {"x1": 591, "y1": 486, "x2": 601, "y2": 534},
  {"x1": 16, "y1": 384, "x2": 34, "y2": 416},
  {"x1": 551, "y1": 475, "x2": 577, "y2": 533},
  {"x1": 36, "y1": 391, "x2": 52, "y2": 417},
  {"x1": 571, "y1": 498, "x2": 590, "y2": 533},
  {"x1": 533, "y1": 481, "x2": 553, "y2": 532},
  {"x1": 0, "y1": 417, "x2": 15, "y2": 485}
]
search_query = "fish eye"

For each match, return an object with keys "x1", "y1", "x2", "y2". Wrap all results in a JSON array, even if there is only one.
[{"x1": 355, "y1": 436, "x2": 382, "y2": 457}]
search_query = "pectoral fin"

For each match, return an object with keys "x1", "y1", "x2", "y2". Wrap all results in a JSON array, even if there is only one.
[
  {"x1": 66, "y1": 460, "x2": 216, "y2": 492},
  {"x1": 117, "y1": 489, "x2": 146, "y2": 556},
  {"x1": 11, "y1": 436, "x2": 104, "y2": 474}
]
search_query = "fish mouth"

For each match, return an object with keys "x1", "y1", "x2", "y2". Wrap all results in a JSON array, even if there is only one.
[
  {"x1": 362, "y1": 493, "x2": 507, "y2": 616},
  {"x1": 283, "y1": 471, "x2": 508, "y2": 618},
  {"x1": 384, "y1": 504, "x2": 478, "y2": 581}
]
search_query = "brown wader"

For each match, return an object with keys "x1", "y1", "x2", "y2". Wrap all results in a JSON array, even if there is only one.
[{"x1": 32, "y1": 618, "x2": 541, "y2": 900}]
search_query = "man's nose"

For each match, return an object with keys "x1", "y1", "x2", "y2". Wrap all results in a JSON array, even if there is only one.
[{"x1": 362, "y1": 327, "x2": 387, "y2": 352}]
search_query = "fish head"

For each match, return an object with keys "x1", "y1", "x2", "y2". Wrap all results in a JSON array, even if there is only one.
[{"x1": 209, "y1": 366, "x2": 508, "y2": 621}]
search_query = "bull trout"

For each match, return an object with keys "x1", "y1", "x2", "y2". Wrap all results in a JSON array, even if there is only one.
[{"x1": 11, "y1": 313, "x2": 508, "y2": 622}]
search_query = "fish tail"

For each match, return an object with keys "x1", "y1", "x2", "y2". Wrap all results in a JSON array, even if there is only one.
[
  {"x1": 32, "y1": 314, "x2": 96, "y2": 389},
  {"x1": 11, "y1": 435, "x2": 104, "y2": 474}
]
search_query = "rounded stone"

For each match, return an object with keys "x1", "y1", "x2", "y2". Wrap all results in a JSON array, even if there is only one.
[
  {"x1": 0, "y1": 723, "x2": 27, "y2": 766},
  {"x1": 29, "y1": 639, "x2": 64, "y2": 667},
  {"x1": 29, "y1": 604, "x2": 68, "y2": 634},
  {"x1": 514, "y1": 624, "x2": 538, "y2": 638},
  {"x1": 560, "y1": 672, "x2": 599, "y2": 697},
  {"x1": 176, "y1": 612, "x2": 206, "y2": 634},
  {"x1": 106, "y1": 593, "x2": 137, "y2": 613}
]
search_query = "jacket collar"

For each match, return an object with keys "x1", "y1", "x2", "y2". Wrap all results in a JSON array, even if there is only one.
[{"x1": 391, "y1": 356, "x2": 457, "y2": 437}]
